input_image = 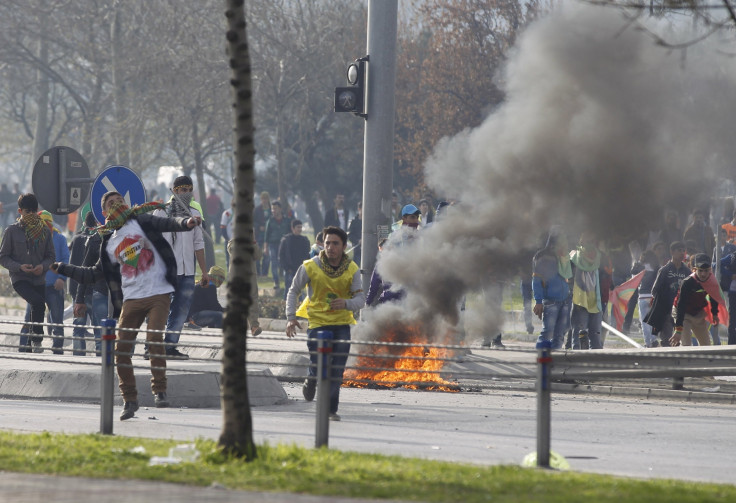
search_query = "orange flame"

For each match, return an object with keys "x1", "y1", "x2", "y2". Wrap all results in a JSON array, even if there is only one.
[{"x1": 343, "y1": 324, "x2": 459, "y2": 392}]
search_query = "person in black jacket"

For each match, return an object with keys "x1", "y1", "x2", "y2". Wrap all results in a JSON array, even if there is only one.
[
  {"x1": 323, "y1": 193, "x2": 349, "y2": 230},
  {"x1": 643, "y1": 241, "x2": 691, "y2": 347},
  {"x1": 187, "y1": 265, "x2": 226, "y2": 328},
  {"x1": 69, "y1": 211, "x2": 106, "y2": 356},
  {"x1": 278, "y1": 219, "x2": 310, "y2": 300}
]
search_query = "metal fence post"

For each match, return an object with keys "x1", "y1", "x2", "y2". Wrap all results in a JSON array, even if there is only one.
[
  {"x1": 315, "y1": 330, "x2": 333, "y2": 448},
  {"x1": 100, "y1": 318, "x2": 116, "y2": 435},
  {"x1": 536, "y1": 340, "x2": 553, "y2": 468}
]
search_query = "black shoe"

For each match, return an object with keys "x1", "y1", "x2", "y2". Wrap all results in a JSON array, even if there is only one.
[
  {"x1": 154, "y1": 392, "x2": 170, "y2": 408},
  {"x1": 120, "y1": 401, "x2": 139, "y2": 420},
  {"x1": 329, "y1": 413, "x2": 341, "y2": 422},
  {"x1": 31, "y1": 341, "x2": 43, "y2": 353},
  {"x1": 52, "y1": 349, "x2": 63, "y2": 355},
  {"x1": 166, "y1": 347, "x2": 189, "y2": 360},
  {"x1": 492, "y1": 335, "x2": 505, "y2": 349},
  {"x1": 302, "y1": 378, "x2": 316, "y2": 402}
]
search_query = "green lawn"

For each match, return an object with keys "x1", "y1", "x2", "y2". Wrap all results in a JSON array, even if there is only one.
[{"x1": 0, "y1": 431, "x2": 733, "y2": 502}]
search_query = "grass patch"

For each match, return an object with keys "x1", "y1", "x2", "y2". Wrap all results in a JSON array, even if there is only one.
[{"x1": 0, "y1": 431, "x2": 734, "y2": 502}]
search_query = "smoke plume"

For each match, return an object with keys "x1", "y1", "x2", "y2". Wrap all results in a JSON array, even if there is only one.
[{"x1": 361, "y1": 4, "x2": 736, "y2": 343}]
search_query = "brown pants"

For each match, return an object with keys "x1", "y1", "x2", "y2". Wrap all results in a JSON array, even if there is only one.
[{"x1": 116, "y1": 293, "x2": 171, "y2": 402}]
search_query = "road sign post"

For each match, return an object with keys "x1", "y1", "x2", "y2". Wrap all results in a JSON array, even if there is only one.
[{"x1": 32, "y1": 146, "x2": 92, "y2": 215}]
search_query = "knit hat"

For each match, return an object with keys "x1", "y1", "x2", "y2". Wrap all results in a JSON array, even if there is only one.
[
  {"x1": 38, "y1": 210, "x2": 54, "y2": 231},
  {"x1": 208, "y1": 265, "x2": 227, "y2": 286}
]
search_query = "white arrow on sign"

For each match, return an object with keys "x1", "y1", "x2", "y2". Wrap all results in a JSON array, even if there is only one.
[{"x1": 101, "y1": 176, "x2": 132, "y2": 206}]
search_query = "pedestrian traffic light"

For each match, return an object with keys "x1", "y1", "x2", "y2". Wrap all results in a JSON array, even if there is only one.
[{"x1": 334, "y1": 56, "x2": 368, "y2": 118}]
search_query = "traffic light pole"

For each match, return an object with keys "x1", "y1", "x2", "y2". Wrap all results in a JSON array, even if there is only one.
[{"x1": 360, "y1": 0, "x2": 398, "y2": 293}]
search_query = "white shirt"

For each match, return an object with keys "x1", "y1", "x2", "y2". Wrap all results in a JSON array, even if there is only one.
[
  {"x1": 106, "y1": 219, "x2": 173, "y2": 300},
  {"x1": 220, "y1": 208, "x2": 233, "y2": 239},
  {"x1": 154, "y1": 207, "x2": 204, "y2": 276}
]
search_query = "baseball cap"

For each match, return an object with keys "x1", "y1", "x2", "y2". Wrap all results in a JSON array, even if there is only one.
[
  {"x1": 401, "y1": 204, "x2": 420, "y2": 217},
  {"x1": 693, "y1": 253, "x2": 711, "y2": 269}
]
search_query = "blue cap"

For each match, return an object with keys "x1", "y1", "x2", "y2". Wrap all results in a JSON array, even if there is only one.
[{"x1": 401, "y1": 204, "x2": 420, "y2": 217}]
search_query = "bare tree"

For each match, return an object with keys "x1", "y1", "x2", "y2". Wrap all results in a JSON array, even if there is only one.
[{"x1": 219, "y1": 0, "x2": 257, "y2": 460}]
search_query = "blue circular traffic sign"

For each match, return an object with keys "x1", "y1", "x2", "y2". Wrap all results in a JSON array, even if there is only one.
[{"x1": 90, "y1": 165, "x2": 147, "y2": 224}]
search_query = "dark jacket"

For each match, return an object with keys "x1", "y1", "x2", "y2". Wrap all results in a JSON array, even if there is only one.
[
  {"x1": 75, "y1": 232, "x2": 109, "y2": 304},
  {"x1": 675, "y1": 276, "x2": 718, "y2": 327},
  {"x1": 0, "y1": 222, "x2": 55, "y2": 286},
  {"x1": 278, "y1": 233, "x2": 310, "y2": 272},
  {"x1": 68, "y1": 230, "x2": 93, "y2": 299},
  {"x1": 264, "y1": 216, "x2": 292, "y2": 246},
  {"x1": 643, "y1": 261, "x2": 691, "y2": 334},
  {"x1": 187, "y1": 282, "x2": 223, "y2": 318},
  {"x1": 324, "y1": 206, "x2": 349, "y2": 230},
  {"x1": 57, "y1": 214, "x2": 191, "y2": 318}
]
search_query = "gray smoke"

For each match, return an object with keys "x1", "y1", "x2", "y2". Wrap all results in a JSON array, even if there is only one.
[{"x1": 361, "y1": 4, "x2": 736, "y2": 344}]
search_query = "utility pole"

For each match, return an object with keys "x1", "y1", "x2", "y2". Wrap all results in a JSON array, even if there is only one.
[{"x1": 359, "y1": 0, "x2": 398, "y2": 292}]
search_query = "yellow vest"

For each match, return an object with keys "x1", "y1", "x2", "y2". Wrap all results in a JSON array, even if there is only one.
[{"x1": 300, "y1": 258, "x2": 359, "y2": 329}]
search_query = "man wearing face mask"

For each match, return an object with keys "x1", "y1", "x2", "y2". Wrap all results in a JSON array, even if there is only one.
[
  {"x1": 153, "y1": 175, "x2": 209, "y2": 360},
  {"x1": 51, "y1": 191, "x2": 202, "y2": 419}
]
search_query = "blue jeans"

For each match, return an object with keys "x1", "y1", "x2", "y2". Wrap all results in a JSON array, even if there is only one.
[
  {"x1": 571, "y1": 304, "x2": 603, "y2": 349},
  {"x1": 268, "y1": 246, "x2": 281, "y2": 288},
  {"x1": 20, "y1": 285, "x2": 63, "y2": 351},
  {"x1": 192, "y1": 310, "x2": 223, "y2": 328},
  {"x1": 16, "y1": 281, "x2": 45, "y2": 350},
  {"x1": 536, "y1": 298, "x2": 571, "y2": 350},
  {"x1": 306, "y1": 325, "x2": 351, "y2": 414},
  {"x1": 72, "y1": 291, "x2": 108, "y2": 355},
  {"x1": 45, "y1": 286, "x2": 65, "y2": 350},
  {"x1": 164, "y1": 275, "x2": 196, "y2": 346},
  {"x1": 638, "y1": 297, "x2": 656, "y2": 347},
  {"x1": 521, "y1": 279, "x2": 534, "y2": 333}
]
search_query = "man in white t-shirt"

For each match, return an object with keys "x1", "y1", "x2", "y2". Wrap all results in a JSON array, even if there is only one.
[
  {"x1": 153, "y1": 175, "x2": 209, "y2": 359},
  {"x1": 52, "y1": 191, "x2": 202, "y2": 421}
]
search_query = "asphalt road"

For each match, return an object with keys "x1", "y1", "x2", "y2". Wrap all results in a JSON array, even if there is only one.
[{"x1": 3, "y1": 381, "x2": 735, "y2": 486}]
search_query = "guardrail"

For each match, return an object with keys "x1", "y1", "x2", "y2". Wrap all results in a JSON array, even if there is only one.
[{"x1": 1, "y1": 318, "x2": 736, "y2": 469}]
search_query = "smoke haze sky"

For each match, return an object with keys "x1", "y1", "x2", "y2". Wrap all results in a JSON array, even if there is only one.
[{"x1": 367, "y1": 3, "x2": 736, "y2": 341}]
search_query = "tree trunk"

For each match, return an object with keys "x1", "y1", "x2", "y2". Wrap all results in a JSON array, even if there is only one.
[
  {"x1": 111, "y1": 3, "x2": 130, "y2": 166},
  {"x1": 191, "y1": 114, "x2": 216, "y2": 269},
  {"x1": 219, "y1": 0, "x2": 256, "y2": 460}
]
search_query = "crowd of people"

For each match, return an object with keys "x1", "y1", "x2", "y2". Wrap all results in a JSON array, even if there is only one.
[
  {"x1": 6, "y1": 179, "x2": 735, "y2": 424},
  {"x1": 531, "y1": 207, "x2": 736, "y2": 351}
]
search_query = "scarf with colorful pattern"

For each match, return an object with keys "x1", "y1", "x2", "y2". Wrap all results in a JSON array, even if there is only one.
[
  {"x1": 96, "y1": 201, "x2": 166, "y2": 235},
  {"x1": 20, "y1": 212, "x2": 47, "y2": 249},
  {"x1": 319, "y1": 250, "x2": 352, "y2": 279}
]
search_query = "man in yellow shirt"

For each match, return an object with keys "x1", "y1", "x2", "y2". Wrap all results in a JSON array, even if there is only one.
[{"x1": 285, "y1": 226, "x2": 364, "y2": 421}]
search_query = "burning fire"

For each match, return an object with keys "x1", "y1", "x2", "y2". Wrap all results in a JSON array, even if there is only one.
[{"x1": 343, "y1": 323, "x2": 460, "y2": 392}]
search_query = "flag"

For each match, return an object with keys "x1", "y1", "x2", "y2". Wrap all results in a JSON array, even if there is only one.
[{"x1": 610, "y1": 270, "x2": 645, "y2": 331}]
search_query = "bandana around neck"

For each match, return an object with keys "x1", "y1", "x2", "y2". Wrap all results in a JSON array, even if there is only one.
[
  {"x1": 167, "y1": 193, "x2": 193, "y2": 218},
  {"x1": 319, "y1": 249, "x2": 351, "y2": 278},
  {"x1": 20, "y1": 212, "x2": 47, "y2": 249},
  {"x1": 96, "y1": 201, "x2": 166, "y2": 235}
]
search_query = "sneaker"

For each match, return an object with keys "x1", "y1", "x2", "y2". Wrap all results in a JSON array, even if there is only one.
[
  {"x1": 183, "y1": 322, "x2": 201, "y2": 331},
  {"x1": 120, "y1": 401, "x2": 139, "y2": 420},
  {"x1": 32, "y1": 341, "x2": 43, "y2": 353},
  {"x1": 329, "y1": 413, "x2": 341, "y2": 422},
  {"x1": 154, "y1": 392, "x2": 170, "y2": 408},
  {"x1": 302, "y1": 378, "x2": 316, "y2": 402},
  {"x1": 491, "y1": 335, "x2": 505, "y2": 349},
  {"x1": 166, "y1": 347, "x2": 189, "y2": 360},
  {"x1": 143, "y1": 349, "x2": 150, "y2": 360}
]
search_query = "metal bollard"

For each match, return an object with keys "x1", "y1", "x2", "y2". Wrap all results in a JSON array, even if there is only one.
[
  {"x1": 100, "y1": 318, "x2": 116, "y2": 435},
  {"x1": 536, "y1": 340, "x2": 553, "y2": 468},
  {"x1": 315, "y1": 329, "x2": 333, "y2": 448}
]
